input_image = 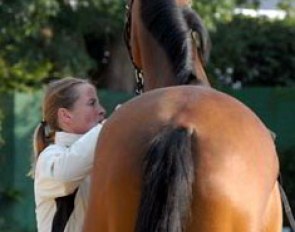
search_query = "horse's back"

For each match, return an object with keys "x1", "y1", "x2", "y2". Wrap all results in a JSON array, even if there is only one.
[{"x1": 84, "y1": 86, "x2": 281, "y2": 232}]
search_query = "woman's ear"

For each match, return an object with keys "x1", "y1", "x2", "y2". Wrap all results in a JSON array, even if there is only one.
[{"x1": 57, "y1": 108, "x2": 72, "y2": 126}]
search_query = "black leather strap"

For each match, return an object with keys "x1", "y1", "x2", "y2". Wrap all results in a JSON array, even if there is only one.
[{"x1": 51, "y1": 188, "x2": 78, "y2": 232}]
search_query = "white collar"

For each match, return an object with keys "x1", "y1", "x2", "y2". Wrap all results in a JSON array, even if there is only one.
[{"x1": 55, "y1": 131, "x2": 83, "y2": 147}]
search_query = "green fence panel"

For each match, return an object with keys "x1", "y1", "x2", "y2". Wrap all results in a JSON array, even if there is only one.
[
  {"x1": 223, "y1": 87, "x2": 295, "y2": 152},
  {"x1": 0, "y1": 93, "x2": 16, "y2": 231},
  {"x1": 98, "y1": 89, "x2": 134, "y2": 116},
  {"x1": 13, "y1": 92, "x2": 43, "y2": 232},
  {"x1": 0, "y1": 91, "x2": 42, "y2": 232}
]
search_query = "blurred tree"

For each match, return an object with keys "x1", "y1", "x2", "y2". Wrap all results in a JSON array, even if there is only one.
[
  {"x1": 278, "y1": 0, "x2": 295, "y2": 18},
  {"x1": 193, "y1": 0, "x2": 237, "y2": 29},
  {"x1": 208, "y1": 16, "x2": 295, "y2": 88},
  {"x1": 0, "y1": 0, "x2": 125, "y2": 91},
  {"x1": 0, "y1": 0, "x2": 293, "y2": 92},
  {"x1": 192, "y1": 0, "x2": 252, "y2": 29}
]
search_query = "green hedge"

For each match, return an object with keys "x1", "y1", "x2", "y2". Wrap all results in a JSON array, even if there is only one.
[{"x1": 208, "y1": 16, "x2": 295, "y2": 88}]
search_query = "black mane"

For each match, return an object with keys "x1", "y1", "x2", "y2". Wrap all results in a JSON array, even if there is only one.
[{"x1": 140, "y1": 0, "x2": 210, "y2": 84}]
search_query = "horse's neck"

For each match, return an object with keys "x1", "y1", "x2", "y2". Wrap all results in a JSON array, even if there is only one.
[
  {"x1": 138, "y1": 31, "x2": 211, "y2": 90},
  {"x1": 138, "y1": 24, "x2": 176, "y2": 90},
  {"x1": 131, "y1": 0, "x2": 211, "y2": 90},
  {"x1": 143, "y1": 40, "x2": 176, "y2": 90}
]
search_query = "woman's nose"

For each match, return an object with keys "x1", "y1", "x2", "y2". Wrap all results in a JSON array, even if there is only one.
[{"x1": 98, "y1": 105, "x2": 106, "y2": 119}]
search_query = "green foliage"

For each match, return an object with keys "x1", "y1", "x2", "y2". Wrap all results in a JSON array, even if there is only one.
[
  {"x1": 0, "y1": 0, "x2": 125, "y2": 92},
  {"x1": 192, "y1": 0, "x2": 237, "y2": 29},
  {"x1": 278, "y1": 0, "x2": 295, "y2": 18},
  {"x1": 208, "y1": 16, "x2": 295, "y2": 88},
  {"x1": 192, "y1": 0, "x2": 262, "y2": 28},
  {"x1": 0, "y1": 0, "x2": 60, "y2": 91},
  {"x1": 0, "y1": 0, "x2": 251, "y2": 92}
]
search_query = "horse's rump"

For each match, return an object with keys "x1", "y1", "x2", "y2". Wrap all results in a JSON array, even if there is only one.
[{"x1": 84, "y1": 86, "x2": 281, "y2": 232}]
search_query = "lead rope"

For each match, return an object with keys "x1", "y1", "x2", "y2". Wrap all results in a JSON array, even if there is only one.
[{"x1": 279, "y1": 183, "x2": 295, "y2": 231}]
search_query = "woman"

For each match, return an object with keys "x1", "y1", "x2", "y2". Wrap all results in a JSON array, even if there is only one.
[{"x1": 32, "y1": 77, "x2": 106, "y2": 232}]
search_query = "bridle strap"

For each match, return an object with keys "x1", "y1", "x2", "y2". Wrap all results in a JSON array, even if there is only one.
[
  {"x1": 124, "y1": 0, "x2": 144, "y2": 95},
  {"x1": 135, "y1": 69, "x2": 144, "y2": 95}
]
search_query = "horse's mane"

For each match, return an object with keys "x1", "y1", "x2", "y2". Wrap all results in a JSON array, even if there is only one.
[{"x1": 140, "y1": 0, "x2": 210, "y2": 85}]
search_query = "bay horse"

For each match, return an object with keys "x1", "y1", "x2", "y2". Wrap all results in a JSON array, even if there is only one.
[{"x1": 83, "y1": 0, "x2": 282, "y2": 231}]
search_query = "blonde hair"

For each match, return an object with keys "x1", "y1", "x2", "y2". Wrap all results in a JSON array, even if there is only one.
[{"x1": 29, "y1": 77, "x2": 92, "y2": 177}]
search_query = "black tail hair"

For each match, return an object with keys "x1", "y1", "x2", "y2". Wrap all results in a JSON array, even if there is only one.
[{"x1": 135, "y1": 126, "x2": 195, "y2": 232}]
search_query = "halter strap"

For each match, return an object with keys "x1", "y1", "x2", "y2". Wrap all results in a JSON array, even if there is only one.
[
  {"x1": 135, "y1": 69, "x2": 144, "y2": 95},
  {"x1": 124, "y1": 0, "x2": 144, "y2": 95}
]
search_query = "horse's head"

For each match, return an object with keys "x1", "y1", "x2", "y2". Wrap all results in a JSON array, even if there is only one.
[{"x1": 124, "y1": 0, "x2": 211, "y2": 93}]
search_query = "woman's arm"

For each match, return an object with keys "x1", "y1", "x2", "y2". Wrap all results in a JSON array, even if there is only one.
[{"x1": 38, "y1": 124, "x2": 103, "y2": 182}]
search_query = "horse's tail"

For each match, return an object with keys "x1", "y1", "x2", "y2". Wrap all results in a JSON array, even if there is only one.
[{"x1": 135, "y1": 126, "x2": 195, "y2": 232}]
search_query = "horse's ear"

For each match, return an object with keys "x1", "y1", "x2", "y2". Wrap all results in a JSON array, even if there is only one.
[
  {"x1": 182, "y1": 7, "x2": 211, "y2": 64},
  {"x1": 57, "y1": 108, "x2": 73, "y2": 126}
]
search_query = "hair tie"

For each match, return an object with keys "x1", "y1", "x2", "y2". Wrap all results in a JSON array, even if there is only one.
[
  {"x1": 40, "y1": 120, "x2": 46, "y2": 126},
  {"x1": 40, "y1": 120, "x2": 51, "y2": 138}
]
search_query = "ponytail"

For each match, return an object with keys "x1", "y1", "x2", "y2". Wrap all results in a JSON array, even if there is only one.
[{"x1": 29, "y1": 121, "x2": 54, "y2": 178}]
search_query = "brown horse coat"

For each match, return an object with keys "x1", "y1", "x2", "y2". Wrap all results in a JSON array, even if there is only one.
[{"x1": 84, "y1": 86, "x2": 282, "y2": 232}]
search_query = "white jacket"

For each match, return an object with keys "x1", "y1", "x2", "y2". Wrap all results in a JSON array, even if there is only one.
[{"x1": 34, "y1": 124, "x2": 103, "y2": 232}]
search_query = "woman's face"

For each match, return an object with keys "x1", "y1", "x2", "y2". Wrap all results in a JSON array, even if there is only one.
[{"x1": 67, "y1": 83, "x2": 106, "y2": 134}]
